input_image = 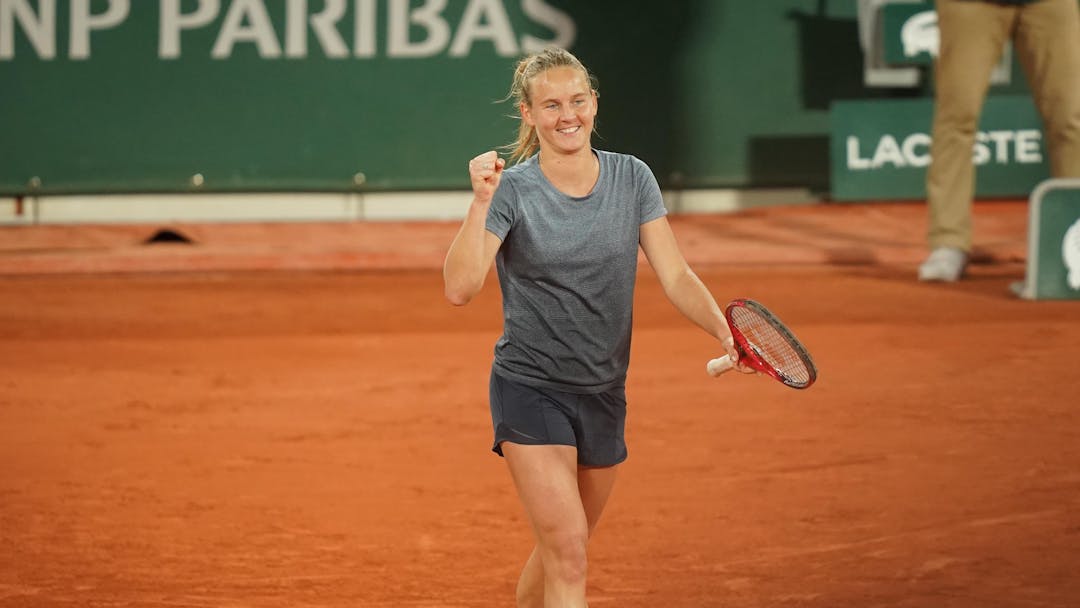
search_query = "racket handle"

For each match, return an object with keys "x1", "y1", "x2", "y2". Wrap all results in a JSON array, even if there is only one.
[{"x1": 706, "y1": 355, "x2": 735, "y2": 377}]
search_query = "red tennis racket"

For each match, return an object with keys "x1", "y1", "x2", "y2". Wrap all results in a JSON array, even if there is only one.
[{"x1": 707, "y1": 299, "x2": 817, "y2": 389}]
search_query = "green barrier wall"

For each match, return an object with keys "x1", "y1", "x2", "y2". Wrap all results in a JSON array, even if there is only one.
[{"x1": 0, "y1": 1, "x2": 948, "y2": 195}]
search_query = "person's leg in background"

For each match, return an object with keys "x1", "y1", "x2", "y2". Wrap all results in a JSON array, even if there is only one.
[
  {"x1": 921, "y1": 0, "x2": 1016, "y2": 281},
  {"x1": 1014, "y1": 0, "x2": 1080, "y2": 180}
]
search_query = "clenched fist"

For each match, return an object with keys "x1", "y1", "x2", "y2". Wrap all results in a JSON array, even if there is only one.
[{"x1": 468, "y1": 150, "x2": 506, "y2": 204}]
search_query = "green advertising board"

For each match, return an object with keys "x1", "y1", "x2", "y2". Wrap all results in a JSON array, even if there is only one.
[
  {"x1": 0, "y1": 1, "x2": 909, "y2": 196},
  {"x1": 830, "y1": 95, "x2": 1050, "y2": 201},
  {"x1": 1017, "y1": 179, "x2": 1080, "y2": 300},
  {"x1": 1, "y1": 0, "x2": 540, "y2": 194}
]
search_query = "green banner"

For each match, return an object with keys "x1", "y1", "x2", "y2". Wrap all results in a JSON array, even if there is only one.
[
  {"x1": 830, "y1": 95, "x2": 1050, "y2": 201},
  {"x1": 0, "y1": 1, "x2": 901, "y2": 196},
  {"x1": 1, "y1": 0, "x2": 565, "y2": 194}
]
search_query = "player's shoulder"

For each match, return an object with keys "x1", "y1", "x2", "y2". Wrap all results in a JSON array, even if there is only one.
[
  {"x1": 595, "y1": 149, "x2": 656, "y2": 185},
  {"x1": 492, "y1": 155, "x2": 538, "y2": 205},
  {"x1": 596, "y1": 149, "x2": 652, "y2": 173},
  {"x1": 496, "y1": 155, "x2": 537, "y2": 193},
  {"x1": 503, "y1": 154, "x2": 539, "y2": 178}
]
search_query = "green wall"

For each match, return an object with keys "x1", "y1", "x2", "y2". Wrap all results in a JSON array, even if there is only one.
[{"x1": 0, "y1": 0, "x2": 945, "y2": 195}]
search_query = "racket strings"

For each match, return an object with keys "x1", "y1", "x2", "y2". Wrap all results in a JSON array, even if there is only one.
[{"x1": 730, "y1": 307, "x2": 813, "y2": 384}]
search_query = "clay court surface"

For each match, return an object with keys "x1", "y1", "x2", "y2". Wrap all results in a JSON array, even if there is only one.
[{"x1": 1, "y1": 201, "x2": 1078, "y2": 607}]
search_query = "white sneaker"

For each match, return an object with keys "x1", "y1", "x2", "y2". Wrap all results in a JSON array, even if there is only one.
[{"x1": 918, "y1": 247, "x2": 968, "y2": 282}]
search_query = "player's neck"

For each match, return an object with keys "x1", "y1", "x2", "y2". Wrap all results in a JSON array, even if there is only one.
[
  {"x1": 540, "y1": 149, "x2": 600, "y2": 182},
  {"x1": 538, "y1": 148, "x2": 598, "y2": 195}
]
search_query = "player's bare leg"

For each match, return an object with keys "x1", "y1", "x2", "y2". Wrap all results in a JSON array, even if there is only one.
[
  {"x1": 503, "y1": 443, "x2": 586, "y2": 607},
  {"x1": 506, "y1": 444, "x2": 618, "y2": 608}
]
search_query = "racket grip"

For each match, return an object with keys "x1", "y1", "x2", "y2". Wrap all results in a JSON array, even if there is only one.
[{"x1": 706, "y1": 355, "x2": 735, "y2": 377}]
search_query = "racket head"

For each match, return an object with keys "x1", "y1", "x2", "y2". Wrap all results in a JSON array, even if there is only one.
[{"x1": 725, "y1": 299, "x2": 817, "y2": 389}]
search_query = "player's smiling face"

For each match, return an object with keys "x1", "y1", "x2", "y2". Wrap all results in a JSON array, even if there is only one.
[{"x1": 521, "y1": 66, "x2": 597, "y2": 157}]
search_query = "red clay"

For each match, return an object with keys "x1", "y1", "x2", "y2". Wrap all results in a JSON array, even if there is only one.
[{"x1": 2, "y1": 202, "x2": 1078, "y2": 607}]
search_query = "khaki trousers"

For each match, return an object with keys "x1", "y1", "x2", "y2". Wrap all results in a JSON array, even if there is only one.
[{"x1": 926, "y1": 0, "x2": 1080, "y2": 251}]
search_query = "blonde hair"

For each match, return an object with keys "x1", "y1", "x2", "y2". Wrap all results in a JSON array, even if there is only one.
[{"x1": 504, "y1": 47, "x2": 597, "y2": 164}]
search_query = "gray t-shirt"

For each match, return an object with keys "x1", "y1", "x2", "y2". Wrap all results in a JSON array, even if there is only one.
[{"x1": 484, "y1": 150, "x2": 668, "y2": 393}]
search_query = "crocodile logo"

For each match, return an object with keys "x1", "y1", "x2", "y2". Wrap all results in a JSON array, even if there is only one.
[{"x1": 901, "y1": 11, "x2": 939, "y2": 58}]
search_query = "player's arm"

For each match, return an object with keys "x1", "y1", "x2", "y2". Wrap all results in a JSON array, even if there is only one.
[
  {"x1": 443, "y1": 151, "x2": 505, "y2": 306},
  {"x1": 639, "y1": 216, "x2": 741, "y2": 362}
]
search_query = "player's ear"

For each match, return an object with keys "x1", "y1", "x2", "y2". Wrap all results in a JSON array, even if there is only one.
[{"x1": 520, "y1": 101, "x2": 534, "y2": 126}]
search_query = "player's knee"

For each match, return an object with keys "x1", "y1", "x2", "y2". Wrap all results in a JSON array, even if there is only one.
[{"x1": 541, "y1": 530, "x2": 589, "y2": 585}]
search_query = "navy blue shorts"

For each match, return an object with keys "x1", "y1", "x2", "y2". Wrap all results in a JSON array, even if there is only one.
[{"x1": 489, "y1": 370, "x2": 628, "y2": 467}]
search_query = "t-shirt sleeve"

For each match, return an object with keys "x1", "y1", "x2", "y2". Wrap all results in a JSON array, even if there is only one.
[
  {"x1": 634, "y1": 156, "x2": 667, "y2": 225},
  {"x1": 485, "y1": 176, "x2": 515, "y2": 240}
]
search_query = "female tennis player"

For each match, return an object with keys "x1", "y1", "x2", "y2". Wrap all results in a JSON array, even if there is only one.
[{"x1": 443, "y1": 47, "x2": 748, "y2": 607}]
